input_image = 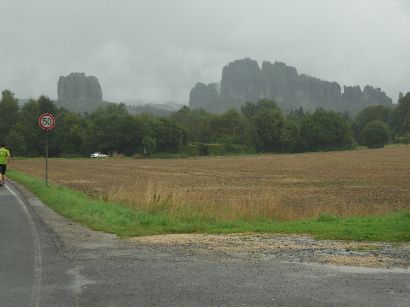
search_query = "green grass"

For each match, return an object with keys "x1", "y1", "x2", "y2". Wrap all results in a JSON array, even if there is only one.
[{"x1": 8, "y1": 169, "x2": 410, "y2": 242}]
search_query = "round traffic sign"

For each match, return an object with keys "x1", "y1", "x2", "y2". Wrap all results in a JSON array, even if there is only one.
[{"x1": 38, "y1": 113, "x2": 56, "y2": 130}]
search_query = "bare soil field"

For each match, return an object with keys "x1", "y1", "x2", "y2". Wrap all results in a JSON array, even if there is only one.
[{"x1": 12, "y1": 145, "x2": 410, "y2": 220}]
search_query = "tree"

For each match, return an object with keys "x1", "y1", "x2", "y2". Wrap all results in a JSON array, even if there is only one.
[
  {"x1": 155, "y1": 118, "x2": 186, "y2": 153},
  {"x1": 352, "y1": 105, "x2": 391, "y2": 140},
  {"x1": 360, "y1": 121, "x2": 390, "y2": 148},
  {"x1": 241, "y1": 99, "x2": 280, "y2": 119},
  {"x1": 252, "y1": 109, "x2": 286, "y2": 152},
  {"x1": 38, "y1": 95, "x2": 58, "y2": 114},
  {"x1": 299, "y1": 109, "x2": 354, "y2": 151},
  {"x1": 5, "y1": 127, "x2": 27, "y2": 156},
  {"x1": 208, "y1": 109, "x2": 251, "y2": 145},
  {"x1": 279, "y1": 120, "x2": 300, "y2": 152},
  {"x1": 390, "y1": 92, "x2": 410, "y2": 135},
  {"x1": 0, "y1": 90, "x2": 20, "y2": 141},
  {"x1": 240, "y1": 99, "x2": 290, "y2": 152},
  {"x1": 88, "y1": 103, "x2": 141, "y2": 155},
  {"x1": 17, "y1": 99, "x2": 44, "y2": 156},
  {"x1": 171, "y1": 107, "x2": 214, "y2": 143},
  {"x1": 53, "y1": 111, "x2": 88, "y2": 156}
]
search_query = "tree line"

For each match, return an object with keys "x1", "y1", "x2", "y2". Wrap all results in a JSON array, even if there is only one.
[{"x1": 0, "y1": 90, "x2": 409, "y2": 157}]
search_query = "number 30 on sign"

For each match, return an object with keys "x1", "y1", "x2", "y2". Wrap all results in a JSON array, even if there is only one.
[{"x1": 38, "y1": 113, "x2": 56, "y2": 130}]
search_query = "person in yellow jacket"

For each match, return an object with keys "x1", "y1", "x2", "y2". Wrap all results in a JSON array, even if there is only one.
[{"x1": 0, "y1": 144, "x2": 10, "y2": 187}]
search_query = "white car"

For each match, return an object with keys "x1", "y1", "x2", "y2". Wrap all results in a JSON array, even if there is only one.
[{"x1": 90, "y1": 152, "x2": 109, "y2": 158}]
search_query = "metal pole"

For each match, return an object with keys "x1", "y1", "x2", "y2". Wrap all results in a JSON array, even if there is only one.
[{"x1": 45, "y1": 130, "x2": 48, "y2": 187}]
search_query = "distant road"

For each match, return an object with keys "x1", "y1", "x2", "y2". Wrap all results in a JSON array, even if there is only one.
[{"x1": 1, "y1": 181, "x2": 409, "y2": 306}]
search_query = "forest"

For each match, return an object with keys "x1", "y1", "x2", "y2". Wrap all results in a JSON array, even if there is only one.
[{"x1": 0, "y1": 90, "x2": 409, "y2": 157}]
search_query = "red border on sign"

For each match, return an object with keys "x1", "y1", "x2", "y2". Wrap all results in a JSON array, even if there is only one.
[{"x1": 38, "y1": 113, "x2": 56, "y2": 131}]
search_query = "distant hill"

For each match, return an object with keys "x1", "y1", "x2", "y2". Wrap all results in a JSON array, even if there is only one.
[
  {"x1": 126, "y1": 101, "x2": 185, "y2": 116},
  {"x1": 189, "y1": 58, "x2": 393, "y2": 114}
]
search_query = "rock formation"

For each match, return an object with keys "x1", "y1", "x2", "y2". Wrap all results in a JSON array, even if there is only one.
[
  {"x1": 189, "y1": 83, "x2": 221, "y2": 111},
  {"x1": 189, "y1": 58, "x2": 392, "y2": 114},
  {"x1": 57, "y1": 73, "x2": 103, "y2": 112},
  {"x1": 220, "y1": 58, "x2": 263, "y2": 108}
]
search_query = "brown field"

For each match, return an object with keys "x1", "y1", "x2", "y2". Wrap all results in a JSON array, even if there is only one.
[{"x1": 12, "y1": 146, "x2": 410, "y2": 220}]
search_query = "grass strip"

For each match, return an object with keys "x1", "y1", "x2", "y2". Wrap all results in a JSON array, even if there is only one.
[{"x1": 8, "y1": 169, "x2": 410, "y2": 242}]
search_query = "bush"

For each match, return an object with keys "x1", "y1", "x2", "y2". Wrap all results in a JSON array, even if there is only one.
[
  {"x1": 360, "y1": 121, "x2": 390, "y2": 149},
  {"x1": 197, "y1": 143, "x2": 210, "y2": 156},
  {"x1": 393, "y1": 133, "x2": 410, "y2": 145},
  {"x1": 298, "y1": 109, "x2": 354, "y2": 152}
]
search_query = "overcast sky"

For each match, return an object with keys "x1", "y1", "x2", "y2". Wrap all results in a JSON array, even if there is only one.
[{"x1": 0, "y1": 0, "x2": 409, "y2": 104}]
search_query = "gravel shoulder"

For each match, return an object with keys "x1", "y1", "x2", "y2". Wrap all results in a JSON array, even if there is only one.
[{"x1": 131, "y1": 233, "x2": 410, "y2": 269}]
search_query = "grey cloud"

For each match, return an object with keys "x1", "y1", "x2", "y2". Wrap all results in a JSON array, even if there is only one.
[{"x1": 0, "y1": 0, "x2": 409, "y2": 103}]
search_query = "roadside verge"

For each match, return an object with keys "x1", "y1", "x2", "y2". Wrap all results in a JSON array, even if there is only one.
[{"x1": 8, "y1": 169, "x2": 410, "y2": 242}]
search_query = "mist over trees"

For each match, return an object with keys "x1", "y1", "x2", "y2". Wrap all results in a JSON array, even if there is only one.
[{"x1": 1, "y1": 90, "x2": 409, "y2": 157}]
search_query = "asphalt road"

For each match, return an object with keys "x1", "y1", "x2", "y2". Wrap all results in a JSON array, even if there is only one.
[{"x1": 0, "y1": 181, "x2": 409, "y2": 306}]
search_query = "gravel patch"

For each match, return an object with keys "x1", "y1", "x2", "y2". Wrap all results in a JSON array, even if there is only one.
[{"x1": 130, "y1": 233, "x2": 410, "y2": 268}]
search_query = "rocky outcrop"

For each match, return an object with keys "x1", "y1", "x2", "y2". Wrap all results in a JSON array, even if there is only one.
[
  {"x1": 260, "y1": 61, "x2": 343, "y2": 110},
  {"x1": 57, "y1": 73, "x2": 103, "y2": 112},
  {"x1": 362, "y1": 86, "x2": 392, "y2": 107},
  {"x1": 341, "y1": 85, "x2": 392, "y2": 113},
  {"x1": 261, "y1": 61, "x2": 298, "y2": 107},
  {"x1": 189, "y1": 83, "x2": 221, "y2": 111},
  {"x1": 189, "y1": 58, "x2": 392, "y2": 114},
  {"x1": 220, "y1": 58, "x2": 263, "y2": 109}
]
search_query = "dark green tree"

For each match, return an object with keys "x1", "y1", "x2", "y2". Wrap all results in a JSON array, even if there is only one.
[
  {"x1": 241, "y1": 99, "x2": 289, "y2": 152},
  {"x1": 390, "y1": 92, "x2": 410, "y2": 135},
  {"x1": 5, "y1": 125, "x2": 27, "y2": 156},
  {"x1": 171, "y1": 106, "x2": 214, "y2": 143},
  {"x1": 88, "y1": 103, "x2": 141, "y2": 155},
  {"x1": 135, "y1": 113, "x2": 160, "y2": 154},
  {"x1": 208, "y1": 109, "x2": 251, "y2": 145},
  {"x1": 241, "y1": 99, "x2": 280, "y2": 119},
  {"x1": 279, "y1": 120, "x2": 300, "y2": 152},
  {"x1": 352, "y1": 105, "x2": 391, "y2": 140},
  {"x1": 299, "y1": 109, "x2": 354, "y2": 151},
  {"x1": 360, "y1": 121, "x2": 390, "y2": 148},
  {"x1": 155, "y1": 118, "x2": 186, "y2": 153},
  {"x1": 53, "y1": 111, "x2": 88, "y2": 156},
  {"x1": 0, "y1": 90, "x2": 20, "y2": 141},
  {"x1": 253, "y1": 110, "x2": 286, "y2": 152},
  {"x1": 17, "y1": 99, "x2": 45, "y2": 156},
  {"x1": 38, "y1": 95, "x2": 58, "y2": 114}
]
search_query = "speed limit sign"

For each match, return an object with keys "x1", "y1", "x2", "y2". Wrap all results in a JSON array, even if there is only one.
[
  {"x1": 38, "y1": 113, "x2": 56, "y2": 131},
  {"x1": 38, "y1": 113, "x2": 55, "y2": 187}
]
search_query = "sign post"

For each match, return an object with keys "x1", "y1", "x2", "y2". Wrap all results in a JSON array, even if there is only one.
[{"x1": 38, "y1": 113, "x2": 56, "y2": 187}]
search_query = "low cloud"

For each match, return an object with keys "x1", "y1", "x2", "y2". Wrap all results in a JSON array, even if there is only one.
[{"x1": 0, "y1": 0, "x2": 409, "y2": 103}]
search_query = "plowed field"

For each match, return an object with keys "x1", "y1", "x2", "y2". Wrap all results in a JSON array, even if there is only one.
[{"x1": 12, "y1": 146, "x2": 410, "y2": 220}]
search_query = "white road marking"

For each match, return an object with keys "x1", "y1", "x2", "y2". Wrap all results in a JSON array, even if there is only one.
[{"x1": 6, "y1": 185, "x2": 42, "y2": 307}]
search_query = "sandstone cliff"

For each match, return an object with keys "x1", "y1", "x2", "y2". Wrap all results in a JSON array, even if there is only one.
[
  {"x1": 189, "y1": 58, "x2": 392, "y2": 114},
  {"x1": 190, "y1": 83, "x2": 221, "y2": 111},
  {"x1": 57, "y1": 72, "x2": 103, "y2": 112}
]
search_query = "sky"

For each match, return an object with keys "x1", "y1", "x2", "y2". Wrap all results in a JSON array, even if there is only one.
[{"x1": 0, "y1": 0, "x2": 409, "y2": 104}]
